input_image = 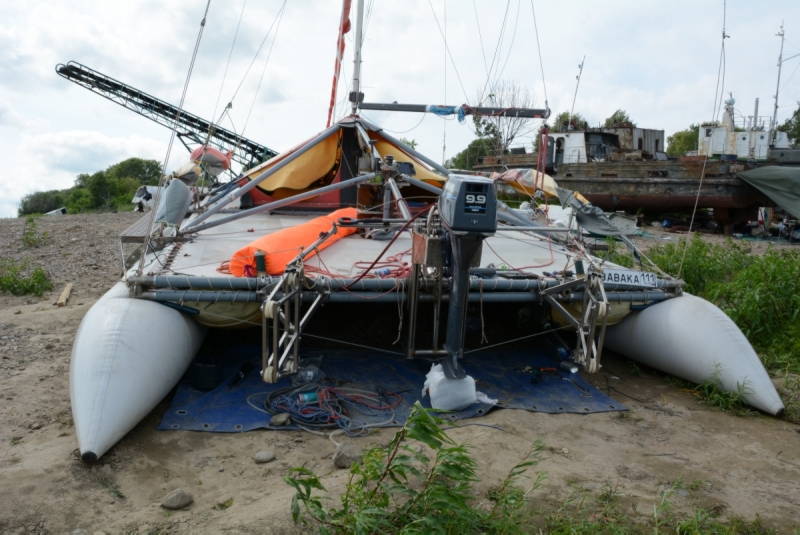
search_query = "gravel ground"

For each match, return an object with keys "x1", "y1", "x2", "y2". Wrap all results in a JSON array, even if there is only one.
[{"x1": 1, "y1": 212, "x2": 798, "y2": 534}]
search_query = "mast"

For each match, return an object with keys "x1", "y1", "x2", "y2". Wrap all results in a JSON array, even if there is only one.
[
  {"x1": 770, "y1": 23, "x2": 785, "y2": 145},
  {"x1": 350, "y1": 0, "x2": 365, "y2": 114},
  {"x1": 567, "y1": 56, "x2": 585, "y2": 131}
]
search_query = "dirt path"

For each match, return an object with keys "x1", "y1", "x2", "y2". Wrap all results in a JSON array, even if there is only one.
[{"x1": 1, "y1": 214, "x2": 798, "y2": 533}]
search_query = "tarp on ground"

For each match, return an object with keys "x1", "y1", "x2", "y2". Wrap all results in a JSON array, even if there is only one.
[
  {"x1": 158, "y1": 346, "x2": 625, "y2": 433},
  {"x1": 738, "y1": 166, "x2": 800, "y2": 219}
]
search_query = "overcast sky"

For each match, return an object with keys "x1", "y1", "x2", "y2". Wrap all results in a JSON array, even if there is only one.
[{"x1": 1, "y1": 0, "x2": 799, "y2": 217}]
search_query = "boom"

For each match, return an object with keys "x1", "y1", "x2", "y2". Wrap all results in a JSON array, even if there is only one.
[{"x1": 55, "y1": 61, "x2": 277, "y2": 169}]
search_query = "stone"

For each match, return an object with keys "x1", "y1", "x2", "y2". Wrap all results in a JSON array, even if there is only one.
[
  {"x1": 269, "y1": 412, "x2": 291, "y2": 426},
  {"x1": 161, "y1": 488, "x2": 193, "y2": 510},
  {"x1": 333, "y1": 444, "x2": 362, "y2": 469},
  {"x1": 254, "y1": 450, "x2": 276, "y2": 464}
]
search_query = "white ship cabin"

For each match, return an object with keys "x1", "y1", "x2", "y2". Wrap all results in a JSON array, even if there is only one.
[
  {"x1": 696, "y1": 95, "x2": 785, "y2": 160},
  {"x1": 549, "y1": 127, "x2": 665, "y2": 165}
]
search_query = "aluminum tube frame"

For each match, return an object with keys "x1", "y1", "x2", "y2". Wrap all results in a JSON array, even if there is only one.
[
  {"x1": 401, "y1": 174, "x2": 442, "y2": 195},
  {"x1": 139, "y1": 289, "x2": 669, "y2": 304},
  {"x1": 130, "y1": 275, "x2": 681, "y2": 292},
  {"x1": 386, "y1": 177, "x2": 412, "y2": 220},
  {"x1": 358, "y1": 117, "x2": 451, "y2": 176},
  {"x1": 182, "y1": 123, "x2": 342, "y2": 232},
  {"x1": 184, "y1": 172, "x2": 375, "y2": 234}
]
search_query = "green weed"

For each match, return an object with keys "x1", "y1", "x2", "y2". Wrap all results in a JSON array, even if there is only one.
[
  {"x1": 629, "y1": 235, "x2": 800, "y2": 374},
  {"x1": 693, "y1": 376, "x2": 751, "y2": 415},
  {"x1": 0, "y1": 259, "x2": 52, "y2": 296},
  {"x1": 21, "y1": 215, "x2": 49, "y2": 248},
  {"x1": 537, "y1": 483, "x2": 776, "y2": 535},
  {"x1": 285, "y1": 401, "x2": 543, "y2": 534}
]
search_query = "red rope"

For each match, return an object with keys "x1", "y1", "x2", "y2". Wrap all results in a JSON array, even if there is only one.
[{"x1": 326, "y1": 0, "x2": 352, "y2": 127}]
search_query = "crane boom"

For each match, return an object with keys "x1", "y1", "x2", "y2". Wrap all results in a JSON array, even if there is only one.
[{"x1": 55, "y1": 61, "x2": 277, "y2": 169}]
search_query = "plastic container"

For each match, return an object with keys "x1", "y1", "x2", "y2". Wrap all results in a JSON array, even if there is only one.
[{"x1": 422, "y1": 363, "x2": 477, "y2": 411}]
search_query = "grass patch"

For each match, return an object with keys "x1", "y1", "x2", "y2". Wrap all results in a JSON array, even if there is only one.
[
  {"x1": 537, "y1": 483, "x2": 776, "y2": 534},
  {"x1": 286, "y1": 401, "x2": 544, "y2": 534},
  {"x1": 609, "y1": 234, "x2": 800, "y2": 374},
  {"x1": 0, "y1": 258, "x2": 53, "y2": 296},
  {"x1": 693, "y1": 379, "x2": 751, "y2": 415},
  {"x1": 21, "y1": 215, "x2": 49, "y2": 248}
]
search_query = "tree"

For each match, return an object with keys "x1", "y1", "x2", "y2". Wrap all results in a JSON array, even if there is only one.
[
  {"x1": 18, "y1": 190, "x2": 66, "y2": 215},
  {"x1": 778, "y1": 102, "x2": 800, "y2": 145},
  {"x1": 550, "y1": 111, "x2": 588, "y2": 132},
  {"x1": 472, "y1": 80, "x2": 539, "y2": 152},
  {"x1": 399, "y1": 138, "x2": 419, "y2": 150},
  {"x1": 666, "y1": 124, "x2": 699, "y2": 157},
  {"x1": 17, "y1": 157, "x2": 163, "y2": 215},
  {"x1": 106, "y1": 158, "x2": 162, "y2": 185},
  {"x1": 603, "y1": 109, "x2": 635, "y2": 128},
  {"x1": 447, "y1": 138, "x2": 496, "y2": 170}
]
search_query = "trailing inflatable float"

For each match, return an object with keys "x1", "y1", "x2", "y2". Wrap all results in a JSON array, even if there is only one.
[
  {"x1": 606, "y1": 293, "x2": 784, "y2": 415},
  {"x1": 70, "y1": 283, "x2": 205, "y2": 461}
]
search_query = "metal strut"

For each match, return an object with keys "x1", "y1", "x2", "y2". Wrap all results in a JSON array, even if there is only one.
[
  {"x1": 260, "y1": 267, "x2": 325, "y2": 383},
  {"x1": 541, "y1": 269, "x2": 609, "y2": 373}
]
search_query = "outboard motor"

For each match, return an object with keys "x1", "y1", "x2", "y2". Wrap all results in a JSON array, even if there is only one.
[{"x1": 438, "y1": 174, "x2": 497, "y2": 378}]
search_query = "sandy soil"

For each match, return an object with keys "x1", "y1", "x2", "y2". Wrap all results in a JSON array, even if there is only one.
[{"x1": 1, "y1": 213, "x2": 798, "y2": 534}]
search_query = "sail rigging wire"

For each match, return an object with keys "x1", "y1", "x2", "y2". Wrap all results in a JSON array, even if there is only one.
[
  {"x1": 442, "y1": 0, "x2": 447, "y2": 163},
  {"x1": 137, "y1": 0, "x2": 212, "y2": 276},
  {"x1": 491, "y1": 0, "x2": 522, "y2": 92},
  {"x1": 226, "y1": 0, "x2": 288, "y2": 109},
  {"x1": 678, "y1": 0, "x2": 728, "y2": 278},
  {"x1": 210, "y1": 0, "x2": 247, "y2": 129},
  {"x1": 240, "y1": 1, "x2": 286, "y2": 139},
  {"x1": 425, "y1": 0, "x2": 470, "y2": 102},
  {"x1": 529, "y1": 0, "x2": 549, "y2": 108},
  {"x1": 478, "y1": 0, "x2": 512, "y2": 103},
  {"x1": 472, "y1": 0, "x2": 490, "y2": 78}
]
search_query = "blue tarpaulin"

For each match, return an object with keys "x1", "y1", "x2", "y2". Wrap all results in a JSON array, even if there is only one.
[{"x1": 158, "y1": 346, "x2": 624, "y2": 432}]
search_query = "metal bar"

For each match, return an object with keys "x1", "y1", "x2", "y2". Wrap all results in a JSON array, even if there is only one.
[
  {"x1": 181, "y1": 123, "x2": 343, "y2": 232},
  {"x1": 358, "y1": 117, "x2": 451, "y2": 176},
  {"x1": 131, "y1": 274, "x2": 679, "y2": 292},
  {"x1": 382, "y1": 181, "x2": 392, "y2": 220},
  {"x1": 140, "y1": 288, "x2": 669, "y2": 304},
  {"x1": 386, "y1": 177, "x2": 412, "y2": 220},
  {"x1": 463, "y1": 325, "x2": 572, "y2": 355},
  {"x1": 401, "y1": 174, "x2": 442, "y2": 195},
  {"x1": 302, "y1": 333, "x2": 406, "y2": 356},
  {"x1": 350, "y1": 0, "x2": 365, "y2": 114},
  {"x1": 184, "y1": 172, "x2": 375, "y2": 234},
  {"x1": 359, "y1": 102, "x2": 550, "y2": 119},
  {"x1": 496, "y1": 226, "x2": 570, "y2": 232}
]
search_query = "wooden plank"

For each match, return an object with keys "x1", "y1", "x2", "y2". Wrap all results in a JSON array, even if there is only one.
[
  {"x1": 55, "y1": 283, "x2": 73, "y2": 307},
  {"x1": 120, "y1": 213, "x2": 154, "y2": 243}
]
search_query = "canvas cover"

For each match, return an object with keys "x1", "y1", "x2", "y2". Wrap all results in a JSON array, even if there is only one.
[
  {"x1": 241, "y1": 119, "x2": 446, "y2": 198},
  {"x1": 738, "y1": 166, "x2": 800, "y2": 219}
]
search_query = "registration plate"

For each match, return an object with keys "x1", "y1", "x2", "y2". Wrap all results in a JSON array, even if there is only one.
[{"x1": 602, "y1": 268, "x2": 658, "y2": 288}]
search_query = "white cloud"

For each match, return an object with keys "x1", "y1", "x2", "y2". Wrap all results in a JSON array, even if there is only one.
[
  {"x1": 0, "y1": 131, "x2": 164, "y2": 217},
  {"x1": 1, "y1": 0, "x2": 799, "y2": 218}
]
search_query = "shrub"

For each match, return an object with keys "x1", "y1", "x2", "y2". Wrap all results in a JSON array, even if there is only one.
[
  {"x1": 285, "y1": 402, "x2": 544, "y2": 534},
  {"x1": 0, "y1": 259, "x2": 53, "y2": 296},
  {"x1": 21, "y1": 216, "x2": 49, "y2": 248}
]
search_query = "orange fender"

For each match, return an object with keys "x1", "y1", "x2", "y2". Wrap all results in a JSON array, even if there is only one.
[{"x1": 229, "y1": 207, "x2": 359, "y2": 276}]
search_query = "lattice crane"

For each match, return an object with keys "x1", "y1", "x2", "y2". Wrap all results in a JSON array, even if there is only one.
[{"x1": 55, "y1": 61, "x2": 277, "y2": 169}]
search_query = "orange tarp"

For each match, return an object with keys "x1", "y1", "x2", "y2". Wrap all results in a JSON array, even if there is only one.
[{"x1": 229, "y1": 207, "x2": 359, "y2": 276}]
